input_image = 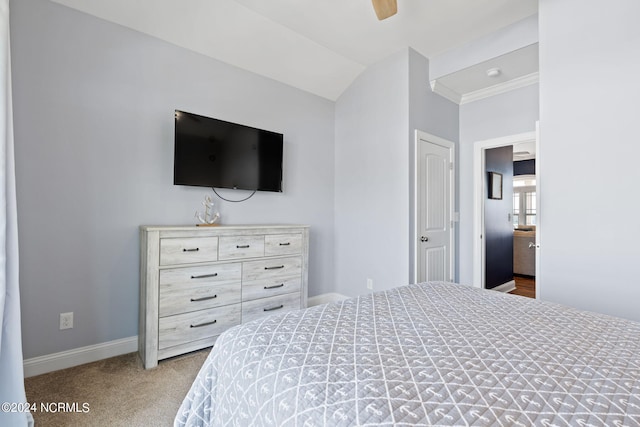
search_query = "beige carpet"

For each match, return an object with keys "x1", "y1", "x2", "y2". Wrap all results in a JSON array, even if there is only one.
[{"x1": 24, "y1": 349, "x2": 209, "y2": 427}]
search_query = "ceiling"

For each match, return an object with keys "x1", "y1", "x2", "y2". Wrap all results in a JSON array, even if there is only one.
[
  {"x1": 513, "y1": 140, "x2": 536, "y2": 160},
  {"x1": 433, "y1": 43, "x2": 539, "y2": 104},
  {"x1": 50, "y1": 0, "x2": 538, "y2": 100}
]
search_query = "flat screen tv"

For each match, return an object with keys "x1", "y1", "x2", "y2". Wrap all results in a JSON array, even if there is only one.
[{"x1": 174, "y1": 110, "x2": 283, "y2": 192}]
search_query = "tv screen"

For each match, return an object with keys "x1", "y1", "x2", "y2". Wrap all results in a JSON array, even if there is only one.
[{"x1": 174, "y1": 110, "x2": 283, "y2": 192}]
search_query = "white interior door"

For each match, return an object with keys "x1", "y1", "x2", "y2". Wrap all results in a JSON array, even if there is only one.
[{"x1": 417, "y1": 132, "x2": 454, "y2": 282}]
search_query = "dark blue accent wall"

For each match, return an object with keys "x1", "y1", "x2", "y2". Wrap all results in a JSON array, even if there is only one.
[
  {"x1": 485, "y1": 146, "x2": 514, "y2": 289},
  {"x1": 514, "y1": 159, "x2": 535, "y2": 176}
]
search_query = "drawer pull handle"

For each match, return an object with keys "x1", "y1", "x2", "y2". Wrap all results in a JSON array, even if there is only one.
[
  {"x1": 190, "y1": 273, "x2": 218, "y2": 279},
  {"x1": 264, "y1": 284, "x2": 285, "y2": 290},
  {"x1": 279, "y1": 242, "x2": 291, "y2": 246},
  {"x1": 190, "y1": 319, "x2": 217, "y2": 328},
  {"x1": 190, "y1": 294, "x2": 218, "y2": 302},
  {"x1": 183, "y1": 248, "x2": 200, "y2": 252},
  {"x1": 263, "y1": 304, "x2": 284, "y2": 312},
  {"x1": 264, "y1": 265, "x2": 285, "y2": 270},
  {"x1": 236, "y1": 245, "x2": 250, "y2": 249}
]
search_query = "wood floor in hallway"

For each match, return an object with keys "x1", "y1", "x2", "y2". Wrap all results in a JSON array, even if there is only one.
[{"x1": 510, "y1": 275, "x2": 536, "y2": 299}]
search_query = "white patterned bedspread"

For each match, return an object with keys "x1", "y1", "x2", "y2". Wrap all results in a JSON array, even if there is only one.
[{"x1": 175, "y1": 282, "x2": 640, "y2": 426}]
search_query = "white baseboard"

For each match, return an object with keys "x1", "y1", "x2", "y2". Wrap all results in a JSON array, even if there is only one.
[
  {"x1": 23, "y1": 336, "x2": 138, "y2": 378},
  {"x1": 308, "y1": 293, "x2": 349, "y2": 307},
  {"x1": 24, "y1": 295, "x2": 351, "y2": 377},
  {"x1": 492, "y1": 280, "x2": 516, "y2": 293}
]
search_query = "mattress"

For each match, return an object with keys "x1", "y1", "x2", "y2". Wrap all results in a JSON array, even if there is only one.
[{"x1": 175, "y1": 281, "x2": 640, "y2": 426}]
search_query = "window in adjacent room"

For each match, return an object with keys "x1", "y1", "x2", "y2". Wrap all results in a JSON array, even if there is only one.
[{"x1": 513, "y1": 176, "x2": 536, "y2": 227}]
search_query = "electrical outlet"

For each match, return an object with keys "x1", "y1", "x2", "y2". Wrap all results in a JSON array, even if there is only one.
[
  {"x1": 367, "y1": 278, "x2": 373, "y2": 290},
  {"x1": 59, "y1": 312, "x2": 73, "y2": 330}
]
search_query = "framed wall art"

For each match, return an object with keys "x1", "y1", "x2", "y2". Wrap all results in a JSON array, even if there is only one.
[{"x1": 488, "y1": 171, "x2": 503, "y2": 200}]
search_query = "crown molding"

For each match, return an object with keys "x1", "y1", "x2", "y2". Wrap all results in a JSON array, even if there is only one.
[
  {"x1": 430, "y1": 80, "x2": 462, "y2": 104},
  {"x1": 430, "y1": 72, "x2": 539, "y2": 105},
  {"x1": 460, "y1": 72, "x2": 539, "y2": 105}
]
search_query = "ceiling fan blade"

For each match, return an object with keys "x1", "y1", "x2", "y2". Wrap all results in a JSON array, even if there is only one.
[{"x1": 372, "y1": 0, "x2": 397, "y2": 20}]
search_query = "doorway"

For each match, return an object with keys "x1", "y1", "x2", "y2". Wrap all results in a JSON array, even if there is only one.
[{"x1": 473, "y1": 131, "x2": 539, "y2": 298}]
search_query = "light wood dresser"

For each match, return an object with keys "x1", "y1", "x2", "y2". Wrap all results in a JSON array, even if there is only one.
[{"x1": 139, "y1": 224, "x2": 309, "y2": 369}]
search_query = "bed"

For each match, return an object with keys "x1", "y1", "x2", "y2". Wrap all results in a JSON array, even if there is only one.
[{"x1": 175, "y1": 281, "x2": 640, "y2": 426}]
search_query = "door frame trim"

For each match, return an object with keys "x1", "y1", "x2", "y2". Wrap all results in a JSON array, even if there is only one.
[
  {"x1": 473, "y1": 131, "x2": 536, "y2": 289},
  {"x1": 413, "y1": 130, "x2": 456, "y2": 284}
]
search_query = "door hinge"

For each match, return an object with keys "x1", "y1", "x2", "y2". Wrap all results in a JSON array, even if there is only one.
[{"x1": 449, "y1": 162, "x2": 454, "y2": 170}]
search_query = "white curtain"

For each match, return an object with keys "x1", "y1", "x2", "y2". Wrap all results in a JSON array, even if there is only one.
[{"x1": 0, "y1": 1, "x2": 29, "y2": 426}]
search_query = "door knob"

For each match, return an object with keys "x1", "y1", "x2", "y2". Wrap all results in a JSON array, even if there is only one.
[
  {"x1": 421, "y1": 236, "x2": 429, "y2": 242},
  {"x1": 528, "y1": 242, "x2": 535, "y2": 249}
]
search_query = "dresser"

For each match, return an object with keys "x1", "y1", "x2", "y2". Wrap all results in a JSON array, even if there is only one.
[{"x1": 139, "y1": 224, "x2": 309, "y2": 369}]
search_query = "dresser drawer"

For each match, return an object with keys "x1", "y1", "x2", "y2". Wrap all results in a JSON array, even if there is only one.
[
  {"x1": 218, "y1": 236, "x2": 264, "y2": 260},
  {"x1": 241, "y1": 292, "x2": 301, "y2": 324},
  {"x1": 159, "y1": 237, "x2": 218, "y2": 266},
  {"x1": 158, "y1": 304, "x2": 241, "y2": 350},
  {"x1": 265, "y1": 234, "x2": 303, "y2": 256},
  {"x1": 242, "y1": 256, "x2": 302, "y2": 281},
  {"x1": 160, "y1": 263, "x2": 241, "y2": 316},
  {"x1": 160, "y1": 263, "x2": 241, "y2": 285},
  {"x1": 160, "y1": 281, "x2": 241, "y2": 317},
  {"x1": 242, "y1": 276, "x2": 301, "y2": 302}
]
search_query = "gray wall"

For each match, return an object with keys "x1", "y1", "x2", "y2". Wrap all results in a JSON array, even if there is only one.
[
  {"x1": 334, "y1": 49, "x2": 410, "y2": 296},
  {"x1": 408, "y1": 50, "x2": 459, "y2": 143},
  {"x1": 458, "y1": 84, "x2": 539, "y2": 284},
  {"x1": 12, "y1": 0, "x2": 336, "y2": 358},
  {"x1": 334, "y1": 48, "x2": 458, "y2": 296},
  {"x1": 538, "y1": 0, "x2": 640, "y2": 321}
]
